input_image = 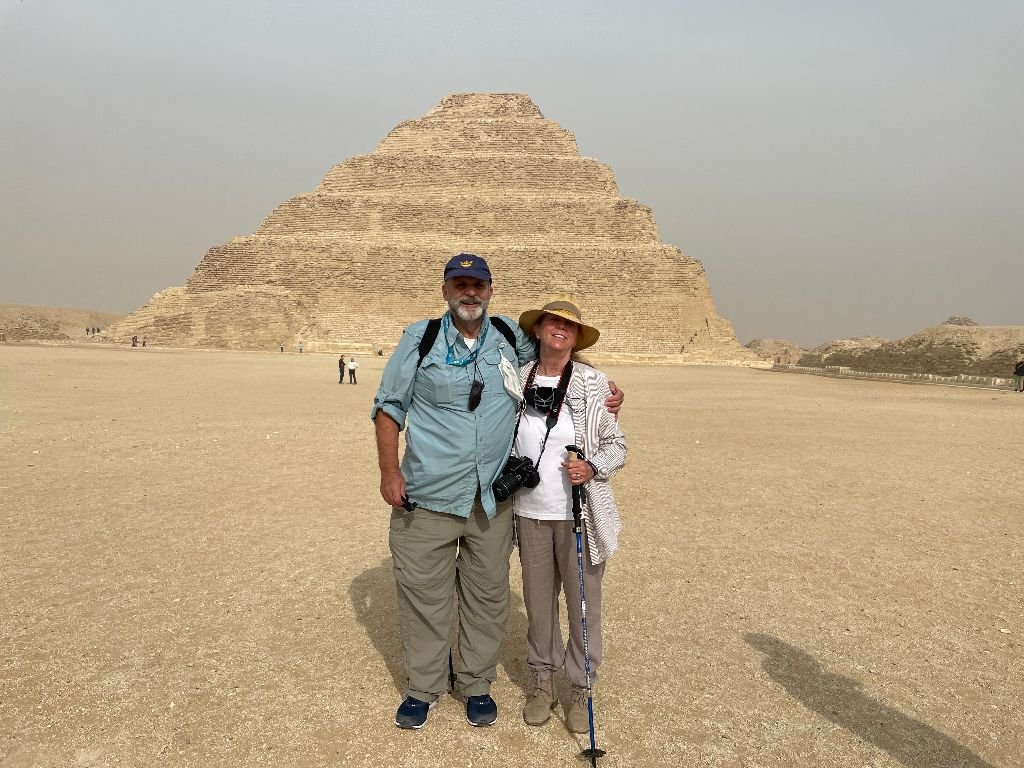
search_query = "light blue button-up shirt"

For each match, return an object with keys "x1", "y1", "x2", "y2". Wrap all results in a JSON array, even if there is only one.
[{"x1": 371, "y1": 312, "x2": 537, "y2": 519}]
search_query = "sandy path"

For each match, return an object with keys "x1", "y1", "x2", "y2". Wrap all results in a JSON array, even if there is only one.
[{"x1": 1, "y1": 345, "x2": 1020, "y2": 767}]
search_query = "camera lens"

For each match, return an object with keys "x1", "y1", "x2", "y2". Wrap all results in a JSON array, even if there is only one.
[{"x1": 493, "y1": 477, "x2": 515, "y2": 502}]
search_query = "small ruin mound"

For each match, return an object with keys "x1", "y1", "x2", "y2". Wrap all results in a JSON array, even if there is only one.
[
  {"x1": 803, "y1": 326, "x2": 1024, "y2": 376},
  {"x1": 746, "y1": 338, "x2": 805, "y2": 365},
  {"x1": 0, "y1": 305, "x2": 124, "y2": 343}
]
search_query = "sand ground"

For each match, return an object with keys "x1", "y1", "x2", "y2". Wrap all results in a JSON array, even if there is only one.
[{"x1": 1, "y1": 344, "x2": 1021, "y2": 768}]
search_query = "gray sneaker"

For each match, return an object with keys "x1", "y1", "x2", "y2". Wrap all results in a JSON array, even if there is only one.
[
  {"x1": 523, "y1": 676, "x2": 556, "y2": 726},
  {"x1": 566, "y1": 684, "x2": 590, "y2": 734}
]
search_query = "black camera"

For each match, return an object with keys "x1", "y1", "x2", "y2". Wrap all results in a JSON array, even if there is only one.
[{"x1": 492, "y1": 455, "x2": 541, "y2": 502}]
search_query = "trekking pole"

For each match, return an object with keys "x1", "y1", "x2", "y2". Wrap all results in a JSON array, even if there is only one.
[
  {"x1": 566, "y1": 445, "x2": 606, "y2": 767},
  {"x1": 449, "y1": 540, "x2": 460, "y2": 695}
]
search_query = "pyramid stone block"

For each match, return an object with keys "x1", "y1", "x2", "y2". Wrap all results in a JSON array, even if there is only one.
[{"x1": 108, "y1": 93, "x2": 753, "y2": 361}]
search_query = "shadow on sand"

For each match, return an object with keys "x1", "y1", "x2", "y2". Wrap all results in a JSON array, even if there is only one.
[
  {"x1": 744, "y1": 633, "x2": 994, "y2": 768},
  {"x1": 349, "y1": 557, "x2": 532, "y2": 697},
  {"x1": 349, "y1": 558, "x2": 405, "y2": 693}
]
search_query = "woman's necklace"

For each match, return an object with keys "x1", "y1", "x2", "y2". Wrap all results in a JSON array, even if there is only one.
[{"x1": 537, "y1": 360, "x2": 567, "y2": 377}]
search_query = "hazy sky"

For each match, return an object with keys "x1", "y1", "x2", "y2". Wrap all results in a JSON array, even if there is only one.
[{"x1": 2, "y1": 1, "x2": 1021, "y2": 346}]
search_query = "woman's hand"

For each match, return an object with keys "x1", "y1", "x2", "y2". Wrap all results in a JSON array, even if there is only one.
[{"x1": 562, "y1": 458, "x2": 594, "y2": 486}]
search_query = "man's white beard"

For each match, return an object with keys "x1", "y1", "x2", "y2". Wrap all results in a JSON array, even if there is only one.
[{"x1": 449, "y1": 297, "x2": 489, "y2": 324}]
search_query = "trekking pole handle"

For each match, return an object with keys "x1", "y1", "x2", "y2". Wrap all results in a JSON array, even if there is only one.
[{"x1": 566, "y1": 445, "x2": 584, "y2": 529}]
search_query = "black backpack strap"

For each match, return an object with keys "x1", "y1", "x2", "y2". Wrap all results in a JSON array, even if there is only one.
[
  {"x1": 416, "y1": 318, "x2": 443, "y2": 369},
  {"x1": 490, "y1": 316, "x2": 517, "y2": 349}
]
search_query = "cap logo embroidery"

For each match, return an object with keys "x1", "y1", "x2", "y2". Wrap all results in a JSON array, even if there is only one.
[{"x1": 460, "y1": 260, "x2": 474, "y2": 268}]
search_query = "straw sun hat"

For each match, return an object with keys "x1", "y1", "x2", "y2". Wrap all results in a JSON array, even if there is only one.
[{"x1": 518, "y1": 294, "x2": 601, "y2": 351}]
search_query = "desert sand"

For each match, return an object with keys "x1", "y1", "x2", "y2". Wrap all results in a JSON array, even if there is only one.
[{"x1": 1, "y1": 344, "x2": 1020, "y2": 768}]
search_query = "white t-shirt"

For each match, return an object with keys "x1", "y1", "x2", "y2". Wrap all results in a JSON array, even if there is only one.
[{"x1": 513, "y1": 375, "x2": 575, "y2": 521}]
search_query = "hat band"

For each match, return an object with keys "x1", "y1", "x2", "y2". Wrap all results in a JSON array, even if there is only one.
[{"x1": 542, "y1": 300, "x2": 583, "y2": 322}]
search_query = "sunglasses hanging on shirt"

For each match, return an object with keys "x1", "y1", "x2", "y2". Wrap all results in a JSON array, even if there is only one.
[
  {"x1": 467, "y1": 358, "x2": 485, "y2": 412},
  {"x1": 524, "y1": 385, "x2": 563, "y2": 415},
  {"x1": 469, "y1": 378, "x2": 484, "y2": 411}
]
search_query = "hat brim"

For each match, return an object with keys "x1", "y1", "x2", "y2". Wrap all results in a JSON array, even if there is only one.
[
  {"x1": 518, "y1": 309, "x2": 600, "y2": 351},
  {"x1": 444, "y1": 268, "x2": 492, "y2": 282}
]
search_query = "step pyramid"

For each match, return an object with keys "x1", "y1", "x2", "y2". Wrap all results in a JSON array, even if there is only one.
[{"x1": 108, "y1": 93, "x2": 753, "y2": 361}]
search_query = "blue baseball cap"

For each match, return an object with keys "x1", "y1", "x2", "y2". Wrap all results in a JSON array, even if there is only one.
[{"x1": 443, "y1": 253, "x2": 492, "y2": 282}]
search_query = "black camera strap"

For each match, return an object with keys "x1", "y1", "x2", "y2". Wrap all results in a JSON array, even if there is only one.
[{"x1": 511, "y1": 359, "x2": 574, "y2": 465}]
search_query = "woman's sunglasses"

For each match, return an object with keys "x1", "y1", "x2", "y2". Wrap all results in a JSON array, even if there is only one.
[{"x1": 525, "y1": 385, "x2": 561, "y2": 413}]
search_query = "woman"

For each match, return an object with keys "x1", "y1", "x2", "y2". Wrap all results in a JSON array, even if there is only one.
[{"x1": 511, "y1": 294, "x2": 627, "y2": 732}]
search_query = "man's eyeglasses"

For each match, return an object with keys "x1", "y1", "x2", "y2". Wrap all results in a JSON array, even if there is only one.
[{"x1": 469, "y1": 379, "x2": 484, "y2": 411}]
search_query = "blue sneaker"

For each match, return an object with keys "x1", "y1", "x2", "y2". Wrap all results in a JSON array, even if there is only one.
[
  {"x1": 465, "y1": 694, "x2": 497, "y2": 727},
  {"x1": 395, "y1": 696, "x2": 436, "y2": 729}
]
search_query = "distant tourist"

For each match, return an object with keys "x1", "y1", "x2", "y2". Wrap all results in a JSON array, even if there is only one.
[
  {"x1": 1014, "y1": 359, "x2": 1024, "y2": 392},
  {"x1": 370, "y1": 253, "x2": 624, "y2": 730},
  {"x1": 298, "y1": 341, "x2": 304, "y2": 354},
  {"x1": 86, "y1": 327, "x2": 91, "y2": 336},
  {"x1": 347, "y1": 356, "x2": 359, "y2": 384},
  {"x1": 339, "y1": 355, "x2": 346, "y2": 384},
  {"x1": 142, "y1": 337, "x2": 147, "y2": 348},
  {"x1": 280, "y1": 341, "x2": 284, "y2": 353},
  {"x1": 94, "y1": 327, "x2": 100, "y2": 335},
  {"x1": 131, "y1": 335, "x2": 138, "y2": 347}
]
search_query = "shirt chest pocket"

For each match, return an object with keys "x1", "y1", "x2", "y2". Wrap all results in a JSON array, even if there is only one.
[
  {"x1": 415, "y1": 360, "x2": 455, "y2": 405},
  {"x1": 482, "y1": 348, "x2": 522, "y2": 402}
]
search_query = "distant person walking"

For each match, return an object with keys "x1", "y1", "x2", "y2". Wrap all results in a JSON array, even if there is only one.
[
  {"x1": 347, "y1": 356, "x2": 359, "y2": 384},
  {"x1": 339, "y1": 355, "x2": 346, "y2": 384},
  {"x1": 1014, "y1": 359, "x2": 1024, "y2": 392},
  {"x1": 298, "y1": 341, "x2": 305, "y2": 354},
  {"x1": 280, "y1": 341, "x2": 285, "y2": 353}
]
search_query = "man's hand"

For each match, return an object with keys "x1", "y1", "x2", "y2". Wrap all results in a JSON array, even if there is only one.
[
  {"x1": 605, "y1": 380, "x2": 625, "y2": 415},
  {"x1": 380, "y1": 469, "x2": 407, "y2": 509},
  {"x1": 375, "y1": 413, "x2": 407, "y2": 508}
]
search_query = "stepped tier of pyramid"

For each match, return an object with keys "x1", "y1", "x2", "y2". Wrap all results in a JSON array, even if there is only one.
[{"x1": 106, "y1": 93, "x2": 753, "y2": 361}]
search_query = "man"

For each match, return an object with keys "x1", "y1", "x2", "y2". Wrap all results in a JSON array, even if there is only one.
[
  {"x1": 348, "y1": 356, "x2": 359, "y2": 384},
  {"x1": 1014, "y1": 358, "x2": 1024, "y2": 392},
  {"x1": 339, "y1": 355, "x2": 346, "y2": 384},
  {"x1": 371, "y1": 253, "x2": 623, "y2": 730}
]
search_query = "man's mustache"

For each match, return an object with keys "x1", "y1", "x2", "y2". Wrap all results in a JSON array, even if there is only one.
[{"x1": 460, "y1": 298, "x2": 483, "y2": 306}]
